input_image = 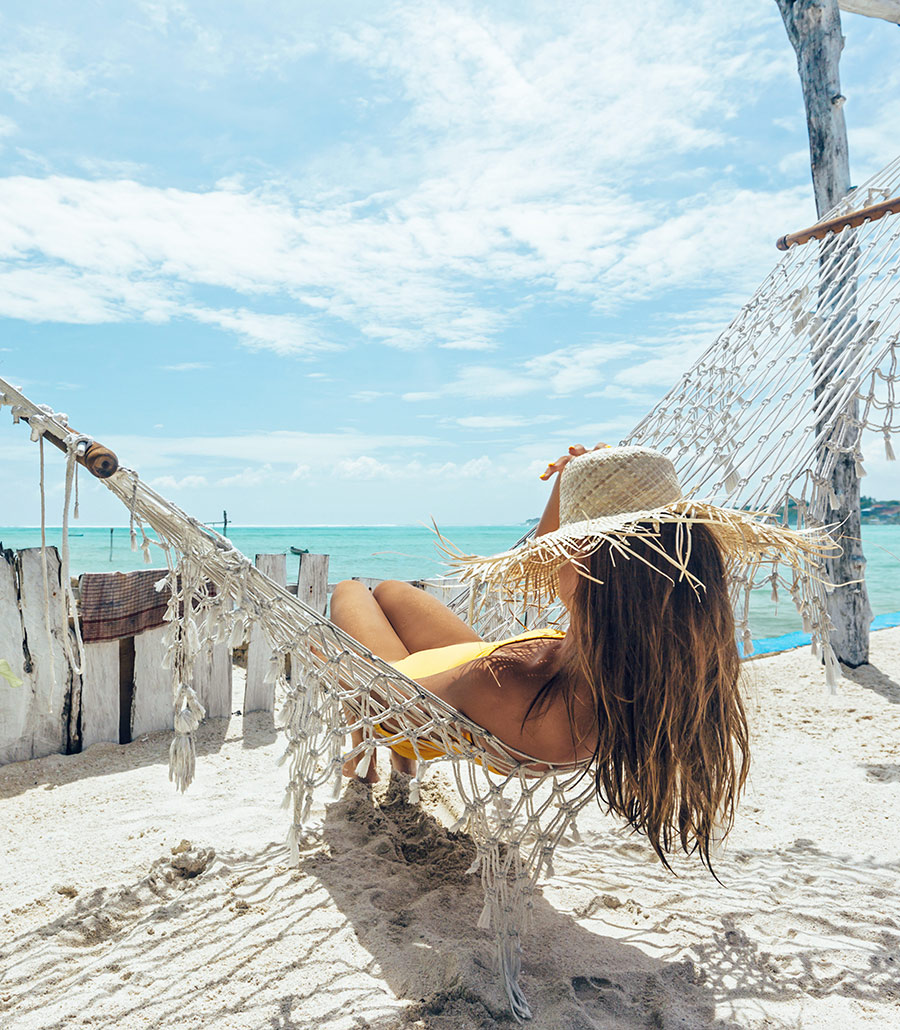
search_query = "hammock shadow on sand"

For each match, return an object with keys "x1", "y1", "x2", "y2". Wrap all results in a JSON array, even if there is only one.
[
  {"x1": 0, "y1": 810, "x2": 727, "y2": 1030},
  {"x1": 312, "y1": 778, "x2": 900, "y2": 1028},
  {"x1": 2, "y1": 784, "x2": 898, "y2": 1030}
]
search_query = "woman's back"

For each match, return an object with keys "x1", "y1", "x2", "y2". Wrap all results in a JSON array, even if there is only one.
[{"x1": 391, "y1": 628, "x2": 598, "y2": 765}]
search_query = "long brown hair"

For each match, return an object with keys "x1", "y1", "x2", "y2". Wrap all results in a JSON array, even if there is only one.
[{"x1": 531, "y1": 521, "x2": 748, "y2": 873}]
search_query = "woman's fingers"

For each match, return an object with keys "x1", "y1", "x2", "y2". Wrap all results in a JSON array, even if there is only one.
[
  {"x1": 540, "y1": 441, "x2": 612, "y2": 479},
  {"x1": 539, "y1": 453, "x2": 573, "y2": 480}
]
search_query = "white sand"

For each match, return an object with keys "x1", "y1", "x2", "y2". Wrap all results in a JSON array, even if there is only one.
[{"x1": 2, "y1": 629, "x2": 899, "y2": 1029}]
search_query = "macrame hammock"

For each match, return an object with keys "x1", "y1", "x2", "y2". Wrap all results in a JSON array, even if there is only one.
[{"x1": 2, "y1": 154, "x2": 899, "y2": 1021}]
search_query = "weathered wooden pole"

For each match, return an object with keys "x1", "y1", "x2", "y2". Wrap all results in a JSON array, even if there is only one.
[{"x1": 775, "y1": 0, "x2": 873, "y2": 665}]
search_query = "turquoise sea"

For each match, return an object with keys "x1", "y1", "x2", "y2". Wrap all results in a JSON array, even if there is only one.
[{"x1": 1, "y1": 523, "x2": 898, "y2": 642}]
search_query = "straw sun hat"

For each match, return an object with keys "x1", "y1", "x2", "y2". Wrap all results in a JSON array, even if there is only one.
[{"x1": 446, "y1": 445, "x2": 834, "y2": 604}]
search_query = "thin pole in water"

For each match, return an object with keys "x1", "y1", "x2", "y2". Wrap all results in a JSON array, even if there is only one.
[{"x1": 109, "y1": 527, "x2": 113, "y2": 561}]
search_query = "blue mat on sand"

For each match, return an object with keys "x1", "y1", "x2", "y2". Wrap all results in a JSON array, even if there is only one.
[{"x1": 740, "y1": 610, "x2": 900, "y2": 658}]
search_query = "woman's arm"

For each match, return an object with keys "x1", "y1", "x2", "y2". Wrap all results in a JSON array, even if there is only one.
[{"x1": 536, "y1": 443, "x2": 608, "y2": 536}]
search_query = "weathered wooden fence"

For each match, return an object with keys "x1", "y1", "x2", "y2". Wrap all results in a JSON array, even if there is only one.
[
  {"x1": 0, "y1": 547, "x2": 465, "y2": 767},
  {"x1": 1, "y1": 547, "x2": 77, "y2": 765}
]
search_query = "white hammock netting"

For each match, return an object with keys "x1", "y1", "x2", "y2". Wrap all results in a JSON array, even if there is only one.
[{"x1": 2, "y1": 153, "x2": 899, "y2": 1021}]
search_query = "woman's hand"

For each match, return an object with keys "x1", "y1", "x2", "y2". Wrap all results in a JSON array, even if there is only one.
[
  {"x1": 539, "y1": 442, "x2": 609, "y2": 481},
  {"x1": 535, "y1": 442, "x2": 610, "y2": 537}
]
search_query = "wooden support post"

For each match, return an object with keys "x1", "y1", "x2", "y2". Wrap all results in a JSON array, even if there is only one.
[
  {"x1": 244, "y1": 554, "x2": 286, "y2": 713},
  {"x1": 775, "y1": 0, "x2": 873, "y2": 664},
  {"x1": 297, "y1": 553, "x2": 330, "y2": 616},
  {"x1": 17, "y1": 548, "x2": 74, "y2": 759},
  {"x1": 0, "y1": 548, "x2": 30, "y2": 765},
  {"x1": 192, "y1": 633, "x2": 232, "y2": 720},
  {"x1": 131, "y1": 625, "x2": 173, "y2": 737},
  {"x1": 81, "y1": 640, "x2": 120, "y2": 748}
]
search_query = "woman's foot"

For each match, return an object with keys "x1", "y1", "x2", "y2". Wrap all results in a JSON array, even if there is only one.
[{"x1": 389, "y1": 750, "x2": 416, "y2": 777}]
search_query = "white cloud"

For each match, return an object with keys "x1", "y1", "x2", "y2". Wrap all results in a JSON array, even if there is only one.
[
  {"x1": 333, "y1": 455, "x2": 390, "y2": 479},
  {"x1": 188, "y1": 307, "x2": 339, "y2": 357},
  {"x1": 0, "y1": 28, "x2": 109, "y2": 100},
  {"x1": 523, "y1": 342, "x2": 644, "y2": 394},
  {"x1": 584, "y1": 385, "x2": 656, "y2": 405},
  {"x1": 162, "y1": 361, "x2": 209, "y2": 372},
  {"x1": 103, "y1": 429, "x2": 436, "y2": 470},
  {"x1": 217, "y1": 466, "x2": 272, "y2": 488},
  {"x1": 332, "y1": 453, "x2": 503, "y2": 482},
  {"x1": 403, "y1": 364, "x2": 541, "y2": 402},
  {"x1": 0, "y1": 3, "x2": 816, "y2": 362},
  {"x1": 453, "y1": 414, "x2": 560, "y2": 429},
  {"x1": 149, "y1": 473, "x2": 209, "y2": 490}
]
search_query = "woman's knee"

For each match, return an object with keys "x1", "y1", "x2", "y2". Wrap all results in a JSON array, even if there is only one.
[
  {"x1": 330, "y1": 579, "x2": 373, "y2": 622},
  {"x1": 373, "y1": 579, "x2": 416, "y2": 607},
  {"x1": 333, "y1": 578, "x2": 372, "y2": 599}
]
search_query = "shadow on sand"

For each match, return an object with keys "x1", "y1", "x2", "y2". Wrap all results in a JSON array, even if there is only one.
[
  {"x1": 5, "y1": 773, "x2": 897, "y2": 1029},
  {"x1": 0, "y1": 710, "x2": 277, "y2": 801}
]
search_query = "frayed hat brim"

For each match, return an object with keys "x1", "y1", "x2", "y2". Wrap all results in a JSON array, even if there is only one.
[{"x1": 439, "y1": 500, "x2": 837, "y2": 607}]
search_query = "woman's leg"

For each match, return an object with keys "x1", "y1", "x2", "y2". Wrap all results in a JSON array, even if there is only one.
[
  {"x1": 330, "y1": 579, "x2": 410, "y2": 661},
  {"x1": 372, "y1": 580, "x2": 483, "y2": 653},
  {"x1": 330, "y1": 580, "x2": 414, "y2": 780}
]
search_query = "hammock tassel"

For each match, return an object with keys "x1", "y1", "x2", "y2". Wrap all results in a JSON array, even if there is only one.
[
  {"x1": 477, "y1": 895, "x2": 494, "y2": 930},
  {"x1": 286, "y1": 823, "x2": 300, "y2": 865},
  {"x1": 885, "y1": 431, "x2": 896, "y2": 462},
  {"x1": 450, "y1": 810, "x2": 470, "y2": 835},
  {"x1": 168, "y1": 733, "x2": 196, "y2": 793},
  {"x1": 824, "y1": 644, "x2": 840, "y2": 693}
]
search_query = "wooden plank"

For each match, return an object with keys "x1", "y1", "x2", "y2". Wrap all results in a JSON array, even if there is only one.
[
  {"x1": 838, "y1": 0, "x2": 900, "y2": 24},
  {"x1": 80, "y1": 640, "x2": 120, "y2": 748},
  {"x1": 16, "y1": 548, "x2": 71, "y2": 761},
  {"x1": 131, "y1": 625, "x2": 173, "y2": 737},
  {"x1": 297, "y1": 553, "x2": 329, "y2": 616},
  {"x1": 244, "y1": 554, "x2": 286, "y2": 713},
  {"x1": 192, "y1": 639, "x2": 232, "y2": 720},
  {"x1": 0, "y1": 549, "x2": 31, "y2": 765},
  {"x1": 67, "y1": 642, "x2": 82, "y2": 755}
]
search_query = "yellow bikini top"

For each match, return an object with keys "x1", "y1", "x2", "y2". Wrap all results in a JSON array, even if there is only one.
[{"x1": 390, "y1": 627, "x2": 566, "y2": 681}]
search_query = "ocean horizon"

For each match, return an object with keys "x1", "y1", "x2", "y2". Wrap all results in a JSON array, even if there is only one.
[{"x1": 2, "y1": 523, "x2": 898, "y2": 641}]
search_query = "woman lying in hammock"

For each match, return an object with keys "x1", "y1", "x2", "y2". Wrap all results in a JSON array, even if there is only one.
[{"x1": 331, "y1": 443, "x2": 823, "y2": 869}]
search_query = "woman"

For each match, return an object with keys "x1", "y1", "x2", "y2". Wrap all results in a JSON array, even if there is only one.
[{"x1": 330, "y1": 443, "x2": 824, "y2": 870}]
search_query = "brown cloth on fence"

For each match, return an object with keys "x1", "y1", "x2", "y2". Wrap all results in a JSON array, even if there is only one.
[{"x1": 79, "y1": 569, "x2": 169, "y2": 642}]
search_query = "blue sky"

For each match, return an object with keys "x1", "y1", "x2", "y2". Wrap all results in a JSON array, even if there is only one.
[{"x1": 1, "y1": 1, "x2": 898, "y2": 526}]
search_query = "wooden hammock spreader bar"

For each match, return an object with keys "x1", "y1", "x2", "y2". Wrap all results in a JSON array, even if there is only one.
[
  {"x1": 776, "y1": 193, "x2": 900, "y2": 250},
  {"x1": 0, "y1": 374, "x2": 118, "y2": 478},
  {"x1": 28, "y1": 423, "x2": 119, "y2": 478}
]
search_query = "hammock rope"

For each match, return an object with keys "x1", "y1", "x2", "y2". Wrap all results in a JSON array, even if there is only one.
[{"x1": 3, "y1": 152, "x2": 900, "y2": 1020}]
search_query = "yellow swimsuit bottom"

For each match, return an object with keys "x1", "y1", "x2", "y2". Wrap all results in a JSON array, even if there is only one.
[{"x1": 380, "y1": 628, "x2": 566, "y2": 761}]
